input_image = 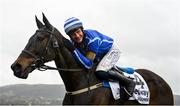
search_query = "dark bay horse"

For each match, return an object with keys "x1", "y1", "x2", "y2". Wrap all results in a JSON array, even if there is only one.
[{"x1": 11, "y1": 14, "x2": 174, "y2": 105}]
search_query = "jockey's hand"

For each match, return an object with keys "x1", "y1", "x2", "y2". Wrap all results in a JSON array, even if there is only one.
[{"x1": 62, "y1": 38, "x2": 76, "y2": 52}]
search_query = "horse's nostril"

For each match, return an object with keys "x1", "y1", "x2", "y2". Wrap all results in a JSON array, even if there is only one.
[{"x1": 11, "y1": 63, "x2": 22, "y2": 73}]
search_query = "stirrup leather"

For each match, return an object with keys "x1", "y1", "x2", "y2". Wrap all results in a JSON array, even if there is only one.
[{"x1": 123, "y1": 87, "x2": 133, "y2": 97}]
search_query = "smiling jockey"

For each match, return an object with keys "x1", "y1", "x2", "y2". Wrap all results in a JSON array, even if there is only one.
[{"x1": 63, "y1": 17, "x2": 135, "y2": 97}]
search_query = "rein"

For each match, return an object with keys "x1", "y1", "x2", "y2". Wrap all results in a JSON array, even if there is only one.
[{"x1": 36, "y1": 64, "x2": 84, "y2": 72}]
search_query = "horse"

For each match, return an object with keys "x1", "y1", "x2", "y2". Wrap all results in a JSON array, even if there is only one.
[{"x1": 11, "y1": 13, "x2": 174, "y2": 105}]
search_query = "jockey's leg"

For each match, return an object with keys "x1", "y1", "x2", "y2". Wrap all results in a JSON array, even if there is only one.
[
  {"x1": 95, "y1": 71, "x2": 110, "y2": 81},
  {"x1": 95, "y1": 43, "x2": 135, "y2": 96},
  {"x1": 95, "y1": 43, "x2": 120, "y2": 81},
  {"x1": 107, "y1": 70, "x2": 135, "y2": 97},
  {"x1": 95, "y1": 69, "x2": 135, "y2": 97},
  {"x1": 96, "y1": 43, "x2": 120, "y2": 72}
]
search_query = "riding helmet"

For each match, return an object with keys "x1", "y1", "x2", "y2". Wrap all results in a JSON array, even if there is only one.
[{"x1": 64, "y1": 17, "x2": 83, "y2": 35}]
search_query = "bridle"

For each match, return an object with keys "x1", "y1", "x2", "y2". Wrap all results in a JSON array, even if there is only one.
[{"x1": 22, "y1": 27, "x2": 83, "y2": 72}]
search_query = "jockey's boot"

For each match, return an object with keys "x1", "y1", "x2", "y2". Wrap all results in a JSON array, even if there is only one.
[{"x1": 108, "y1": 70, "x2": 135, "y2": 96}]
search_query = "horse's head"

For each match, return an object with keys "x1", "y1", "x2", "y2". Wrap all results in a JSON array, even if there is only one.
[{"x1": 11, "y1": 13, "x2": 63, "y2": 79}]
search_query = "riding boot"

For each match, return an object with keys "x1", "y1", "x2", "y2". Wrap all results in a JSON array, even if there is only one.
[{"x1": 108, "y1": 70, "x2": 135, "y2": 96}]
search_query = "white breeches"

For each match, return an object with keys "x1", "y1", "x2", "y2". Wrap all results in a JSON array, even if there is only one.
[{"x1": 96, "y1": 43, "x2": 121, "y2": 72}]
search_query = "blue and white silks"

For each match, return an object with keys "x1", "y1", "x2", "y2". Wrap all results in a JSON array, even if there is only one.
[{"x1": 71, "y1": 29, "x2": 114, "y2": 69}]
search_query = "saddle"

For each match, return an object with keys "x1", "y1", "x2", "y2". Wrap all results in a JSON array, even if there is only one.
[{"x1": 103, "y1": 66, "x2": 150, "y2": 104}]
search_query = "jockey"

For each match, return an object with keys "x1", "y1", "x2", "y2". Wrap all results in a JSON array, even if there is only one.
[{"x1": 63, "y1": 17, "x2": 135, "y2": 96}]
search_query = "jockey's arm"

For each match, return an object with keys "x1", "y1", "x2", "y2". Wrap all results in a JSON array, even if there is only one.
[
  {"x1": 62, "y1": 38, "x2": 96, "y2": 69},
  {"x1": 72, "y1": 49, "x2": 95, "y2": 69}
]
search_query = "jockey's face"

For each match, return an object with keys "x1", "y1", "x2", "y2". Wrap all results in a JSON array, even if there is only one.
[{"x1": 69, "y1": 28, "x2": 84, "y2": 43}]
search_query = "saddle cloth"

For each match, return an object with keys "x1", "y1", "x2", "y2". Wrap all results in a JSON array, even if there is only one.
[{"x1": 104, "y1": 72, "x2": 150, "y2": 104}]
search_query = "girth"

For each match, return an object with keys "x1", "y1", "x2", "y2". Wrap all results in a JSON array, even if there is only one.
[{"x1": 66, "y1": 82, "x2": 103, "y2": 95}]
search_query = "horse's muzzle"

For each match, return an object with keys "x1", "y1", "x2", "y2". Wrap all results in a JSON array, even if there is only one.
[{"x1": 11, "y1": 63, "x2": 30, "y2": 79}]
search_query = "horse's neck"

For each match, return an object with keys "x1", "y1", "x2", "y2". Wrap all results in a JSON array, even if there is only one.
[
  {"x1": 54, "y1": 34, "x2": 99, "y2": 91},
  {"x1": 53, "y1": 30, "x2": 79, "y2": 68}
]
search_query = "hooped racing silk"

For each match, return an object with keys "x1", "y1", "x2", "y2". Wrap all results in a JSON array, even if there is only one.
[{"x1": 71, "y1": 29, "x2": 114, "y2": 69}]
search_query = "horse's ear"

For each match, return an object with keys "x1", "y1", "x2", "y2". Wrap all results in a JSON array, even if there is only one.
[
  {"x1": 35, "y1": 15, "x2": 44, "y2": 29},
  {"x1": 42, "y1": 13, "x2": 53, "y2": 30}
]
